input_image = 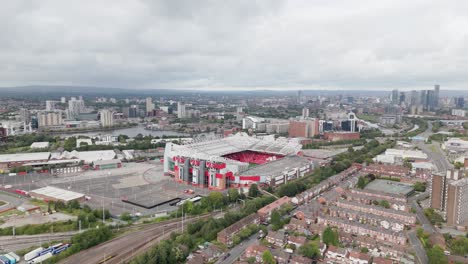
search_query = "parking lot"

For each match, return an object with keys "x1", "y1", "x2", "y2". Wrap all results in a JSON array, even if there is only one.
[{"x1": 1, "y1": 162, "x2": 217, "y2": 217}]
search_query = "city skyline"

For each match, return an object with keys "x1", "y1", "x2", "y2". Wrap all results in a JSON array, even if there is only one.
[{"x1": 1, "y1": 1, "x2": 468, "y2": 90}]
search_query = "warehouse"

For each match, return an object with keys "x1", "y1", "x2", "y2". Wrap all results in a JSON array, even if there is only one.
[
  {"x1": 29, "y1": 186, "x2": 85, "y2": 202},
  {"x1": 93, "y1": 159, "x2": 122, "y2": 170},
  {"x1": 0, "y1": 152, "x2": 51, "y2": 170}
]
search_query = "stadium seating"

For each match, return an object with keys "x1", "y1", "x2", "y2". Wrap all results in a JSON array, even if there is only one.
[{"x1": 224, "y1": 151, "x2": 284, "y2": 165}]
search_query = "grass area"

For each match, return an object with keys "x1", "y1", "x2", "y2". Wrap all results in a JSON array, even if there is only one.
[
  {"x1": 0, "y1": 209, "x2": 25, "y2": 217},
  {"x1": 30, "y1": 199, "x2": 49, "y2": 211},
  {"x1": 0, "y1": 200, "x2": 6, "y2": 207},
  {"x1": 357, "y1": 113, "x2": 380, "y2": 123}
]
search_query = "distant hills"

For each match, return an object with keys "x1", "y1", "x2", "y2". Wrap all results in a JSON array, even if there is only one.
[{"x1": 0, "y1": 85, "x2": 466, "y2": 97}]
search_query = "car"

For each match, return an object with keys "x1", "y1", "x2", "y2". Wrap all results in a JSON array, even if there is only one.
[{"x1": 223, "y1": 253, "x2": 231, "y2": 260}]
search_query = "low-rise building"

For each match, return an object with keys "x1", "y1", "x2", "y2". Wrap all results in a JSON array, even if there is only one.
[
  {"x1": 325, "y1": 245, "x2": 349, "y2": 262},
  {"x1": 244, "y1": 244, "x2": 267, "y2": 263},
  {"x1": 335, "y1": 200, "x2": 416, "y2": 224},
  {"x1": 287, "y1": 235, "x2": 307, "y2": 248},
  {"x1": 217, "y1": 213, "x2": 259, "y2": 245},
  {"x1": 362, "y1": 164, "x2": 410, "y2": 178},
  {"x1": 257, "y1": 196, "x2": 291, "y2": 222},
  {"x1": 265, "y1": 230, "x2": 285, "y2": 247},
  {"x1": 348, "y1": 251, "x2": 371, "y2": 264}
]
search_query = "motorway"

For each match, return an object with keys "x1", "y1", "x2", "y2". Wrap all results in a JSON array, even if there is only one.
[{"x1": 59, "y1": 214, "x2": 212, "y2": 264}]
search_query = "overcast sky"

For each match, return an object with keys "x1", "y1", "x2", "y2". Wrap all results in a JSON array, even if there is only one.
[{"x1": 1, "y1": 0, "x2": 468, "y2": 91}]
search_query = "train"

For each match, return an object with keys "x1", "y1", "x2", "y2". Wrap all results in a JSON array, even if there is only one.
[
  {"x1": 0, "y1": 252, "x2": 20, "y2": 264},
  {"x1": 24, "y1": 243, "x2": 71, "y2": 264}
]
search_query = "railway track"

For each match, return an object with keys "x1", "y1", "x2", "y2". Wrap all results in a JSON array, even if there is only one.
[{"x1": 59, "y1": 214, "x2": 212, "y2": 264}]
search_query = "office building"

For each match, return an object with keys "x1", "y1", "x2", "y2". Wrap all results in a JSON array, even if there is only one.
[
  {"x1": 434, "y1": 84, "x2": 440, "y2": 108},
  {"x1": 391, "y1": 89, "x2": 399, "y2": 105},
  {"x1": 454, "y1": 97, "x2": 465, "y2": 109},
  {"x1": 288, "y1": 118, "x2": 319, "y2": 138},
  {"x1": 177, "y1": 102, "x2": 186, "y2": 118},
  {"x1": 146, "y1": 97, "x2": 154, "y2": 113},
  {"x1": 99, "y1": 109, "x2": 114, "y2": 127}
]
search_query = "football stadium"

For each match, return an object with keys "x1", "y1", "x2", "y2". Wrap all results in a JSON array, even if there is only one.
[{"x1": 163, "y1": 133, "x2": 313, "y2": 190}]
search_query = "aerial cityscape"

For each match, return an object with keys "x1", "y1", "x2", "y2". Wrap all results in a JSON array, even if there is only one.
[{"x1": 1, "y1": 1, "x2": 468, "y2": 264}]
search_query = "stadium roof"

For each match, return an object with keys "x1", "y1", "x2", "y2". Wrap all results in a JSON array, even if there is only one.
[
  {"x1": 170, "y1": 133, "x2": 302, "y2": 162},
  {"x1": 239, "y1": 156, "x2": 311, "y2": 178}
]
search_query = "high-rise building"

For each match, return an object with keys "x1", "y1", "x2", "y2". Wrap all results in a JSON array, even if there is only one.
[
  {"x1": 454, "y1": 97, "x2": 465, "y2": 108},
  {"x1": 446, "y1": 178, "x2": 468, "y2": 226},
  {"x1": 46, "y1": 100, "x2": 58, "y2": 111},
  {"x1": 19, "y1": 108, "x2": 31, "y2": 123},
  {"x1": 37, "y1": 111, "x2": 63, "y2": 127},
  {"x1": 177, "y1": 102, "x2": 186, "y2": 118},
  {"x1": 99, "y1": 109, "x2": 114, "y2": 127},
  {"x1": 391, "y1": 89, "x2": 399, "y2": 105},
  {"x1": 434, "y1": 84, "x2": 440, "y2": 108},
  {"x1": 146, "y1": 97, "x2": 154, "y2": 114},
  {"x1": 288, "y1": 118, "x2": 319, "y2": 138},
  {"x1": 430, "y1": 174, "x2": 447, "y2": 210},
  {"x1": 61, "y1": 97, "x2": 66, "y2": 103},
  {"x1": 297, "y1": 90, "x2": 304, "y2": 104},
  {"x1": 302, "y1": 108, "x2": 310, "y2": 119},
  {"x1": 68, "y1": 98, "x2": 85, "y2": 118}
]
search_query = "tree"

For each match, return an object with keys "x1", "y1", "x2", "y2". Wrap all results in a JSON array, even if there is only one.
[
  {"x1": 120, "y1": 212, "x2": 132, "y2": 221},
  {"x1": 322, "y1": 227, "x2": 339, "y2": 246},
  {"x1": 414, "y1": 182, "x2": 426, "y2": 192},
  {"x1": 248, "y1": 184, "x2": 260, "y2": 197},
  {"x1": 207, "y1": 192, "x2": 224, "y2": 210},
  {"x1": 270, "y1": 210, "x2": 281, "y2": 229},
  {"x1": 262, "y1": 250, "x2": 276, "y2": 264},
  {"x1": 299, "y1": 241, "x2": 319, "y2": 258},
  {"x1": 427, "y1": 245, "x2": 448, "y2": 264},
  {"x1": 379, "y1": 200, "x2": 390, "y2": 209},
  {"x1": 228, "y1": 188, "x2": 240, "y2": 203},
  {"x1": 357, "y1": 176, "x2": 367, "y2": 189}
]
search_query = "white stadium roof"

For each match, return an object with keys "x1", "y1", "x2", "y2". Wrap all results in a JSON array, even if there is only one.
[{"x1": 167, "y1": 132, "x2": 302, "y2": 164}]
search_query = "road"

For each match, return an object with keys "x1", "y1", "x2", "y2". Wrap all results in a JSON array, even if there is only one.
[
  {"x1": 215, "y1": 235, "x2": 257, "y2": 264},
  {"x1": 59, "y1": 214, "x2": 212, "y2": 264},
  {"x1": 408, "y1": 230, "x2": 429, "y2": 264},
  {"x1": 412, "y1": 121, "x2": 452, "y2": 173}
]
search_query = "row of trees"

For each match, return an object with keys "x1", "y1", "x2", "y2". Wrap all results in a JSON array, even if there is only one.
[
  {"x1": 43, "y1": 226, "x2": 113, "y2": 263},
  {"x1": 131, "y1": 194, "x2": 277, "y2": 264}
]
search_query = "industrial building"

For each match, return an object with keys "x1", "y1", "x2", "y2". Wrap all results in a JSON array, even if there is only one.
[
  {"x1": 0, "y1": 152, "x2": 51, "y2": 170},
  {"x1": 30, "y1": 186, "x2": 85, "y2": 203}
]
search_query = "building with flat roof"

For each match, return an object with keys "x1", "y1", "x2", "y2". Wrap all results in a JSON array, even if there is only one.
[
  {"x1": 30, "y1": 186, "x2": 85, "y2": 202},
  {"x1": 30, "y1": 142, "x2": 50, "y2": 149},
  {"x1": 0, "y1": 152, "x2": 51, "y2": 170},
  {"x1": 365, "y1": 179, "x2": 415, "y2": 197}
]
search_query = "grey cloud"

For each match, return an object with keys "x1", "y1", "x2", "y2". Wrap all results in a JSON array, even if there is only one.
[{"x1": 0, "y1": 0, "x2": 467, "y2": 90}]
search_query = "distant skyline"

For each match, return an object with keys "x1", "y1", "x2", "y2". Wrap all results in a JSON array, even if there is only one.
[{"x1": 1, "y1": 1, "x2": 468, "y2": 91}]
